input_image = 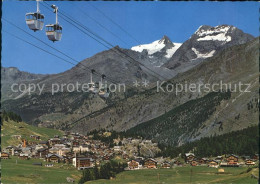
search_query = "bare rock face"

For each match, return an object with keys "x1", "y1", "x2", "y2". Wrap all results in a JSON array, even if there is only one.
[{"x1": 1, "y1": 67, "x2": 47, "y2": 100}]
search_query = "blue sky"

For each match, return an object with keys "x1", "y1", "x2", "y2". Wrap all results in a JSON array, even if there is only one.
[{"x1": 2, "y1": 1, "x2": 259, "y2": 74}]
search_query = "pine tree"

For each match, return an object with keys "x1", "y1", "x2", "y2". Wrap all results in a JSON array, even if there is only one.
[{"x1": 93, "y1": 164, "x2": 99, "y2": 180}]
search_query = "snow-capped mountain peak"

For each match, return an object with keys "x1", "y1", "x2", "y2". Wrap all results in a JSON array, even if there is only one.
[
  {"x1": 163, "y1": 24, "x2": 254, "y2": 71},
  {"x1": 195, "y1": 25, "x2": 236, "y2": 42},
  {"x1": 158, "y1": 35, "x2": 174, "y2": 46},
  {"x1": 131, "y1": 39, "x2": 165, "y2": 55},
  {"x1": 131, "y1": 36, "x2": 182, "y2": 59}
]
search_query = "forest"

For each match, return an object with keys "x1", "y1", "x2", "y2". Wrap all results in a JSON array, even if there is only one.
[
  {"x1": 79, "y1": 160, "x2": 127, "y2": 183},
  {"x1": 156, "y1": 125, "x2": 259, "y2": 158},
  {"x1": 126, "y1": 91, "x2": 232, "y2": 146},
  {"x1": 1, "y1": 110, "x2": 22, "y2": 123}
]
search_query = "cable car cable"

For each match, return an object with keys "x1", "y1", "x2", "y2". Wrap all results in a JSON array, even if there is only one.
[
  {"x1": 87, "y1": 1, "x2": 142, "y2": 45},
  {"x1": 3, "y1": 18, "x2": 119, "y2": 85},
  {"x1": 42, "y1": 2, "x2": 171, "y2": 81},
  {"x1": 3, "y1": 30, "x2": 82, "y2": 70},
  {"x1": 4, "y1": 18, "x2": 147, "y2": 93},
  {"x1": 76, "y1": 4, "x2": 129, "y2": 47}
]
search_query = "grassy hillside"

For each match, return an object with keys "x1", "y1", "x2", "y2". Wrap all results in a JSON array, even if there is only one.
[
  {"x1": 1, "y1": 156, "x2": 82, "y2": 184},
  {"x1": 127, "y1": 91, "x2": 231, "y2": 146},
  {"x1": 86, "y1": 166, "x2": 259, "y2": 184},
  {"x1": 1, "y1": 120, "x2": 63, "y2": 148}
]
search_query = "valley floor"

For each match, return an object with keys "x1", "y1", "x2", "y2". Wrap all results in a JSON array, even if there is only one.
[
  {"x1": 86, "y1": 167, "x2": 258, "y2": 184},
  {"x1": 1, "y1": 156, "x2": 82, "y2": 183},
  {"x1": 1, "y1": 157, "x2": 258, "y2": 184}
]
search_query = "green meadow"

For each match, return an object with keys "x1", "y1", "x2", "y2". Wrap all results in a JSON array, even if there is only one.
[
  {"x1": 1, "y1": 156, "x2": 82, "y2": 184},
  {"x1": 1, "y1": 120, "x2": 63, "y2": 148},
  {"x1": 87, "y1": 166, "x2": 258, "y2": 184}
]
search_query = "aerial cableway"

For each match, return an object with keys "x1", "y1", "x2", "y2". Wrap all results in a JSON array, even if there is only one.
[{"x1": 25, "y1": 0, "x2": 44, "y2": 32}]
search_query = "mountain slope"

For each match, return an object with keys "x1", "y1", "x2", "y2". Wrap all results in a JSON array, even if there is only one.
[
  {"x1": 2, "y1": 45, "x2": 176, "y2": 100},
  {"x1": 126, "y1": 91, "x2": 232, "y2": 146},
  {"x1": 1, "y1": 120, "x2": 63, "y2": 148},
  {"x1": 2, "y1": 37, "x2": 258, "y2": 138},
  {"x1": 1, "y1": 67, "x2": 47, "y2": 101},
  {"x1": 1, "y1": 29, "x2": 258, "y2": 147},
  {"x1": 158, "y1": 125, "x2": 259, "y2": 158},
  {"x1": 67, "y1": 37, "x2": 258, "y2": 142}
]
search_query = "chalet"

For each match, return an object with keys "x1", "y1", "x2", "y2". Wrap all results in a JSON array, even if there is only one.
[
  {"x1": 66, "y1": 152, "x2": 74, "y2": 158},
  {"x1": 90, "y1": 155, "x2": 98, "y2": 160},
  {"x1": 190, "y1": 160, "x2": 198, "y2": 166},
  {"x1": 30, "y1": 135, "x2": 40, "y2": 140},
  {"x1": 37, "y1": 148, "x2": 49, "y2": 158},
  {"x1": 63, "y1": 156, "x2": 73, "y2": 164},
  {"x1": 58, "y1": 148, "x2": 71, "y2": 156},
  {"x1": 97, "y1": 147, "x2": 103, "y2": 152},
  {"x1": 252, "y1": 154, "x2": 259, "y2": 161},
  {"x1": 22, "y1": 147, "x2": 32, "y2": 154},
  {"x1": 103, "y1": 155, "x2": 111, "y2": 161},
  {"x1": 73, "y1": 145, "x2": 89, "y2": 153},
  {"x1": 226, "y1": 154, "x2": 239, "y2": 166},
  {"x1": 208, "y1": 160, "x2": 219, "y2": 168},
  {"x1": 220, "y1": 161, "x2": 228, "y2": 167},
  {"x1": 72, "y1": 157, "x2": 94, "y2": 170},
  {"x1": 72, "y1": 141, "x2": 80, "y2": 147},
  {"x1": 245, "y1": 159, "x2": 256, "y2": 166},
  {"x1": 35, "y1": 144, "x2": 44, "y2": 150},
  {"x1": 144, "y1": 158, "x2": 157, "y2": 169},
  {"x1": 226, "y1": 154, "x2": 238, "y2": 162},
  {"x1": 113, "y1": 146, "x2": 122, "y2": 152},
  {"x1": 53, "y1": 144, "x2": 66, "y2": 149},
  {"x1": 161, "y1": 161, "x2": 171, "y2": 168},
  {"x1": 49, "y1": 147, "x2": 59, "y2": 154},
  {"x1": 215, "y1": 156, "x2": 223, "y2": 161},
  {"x1": 198, "y1": 158, "x2": 209, "y2": 165},
  {"x1": 107, "y1": 149, "x2": 113, "y2": 154},
  {"x1": 135, "y1": 157, "x2": 144, "y2": 165},
  {"x1": 116, "y1": 151, "x2": 123, "y2": 155},
  {"x1": 39, "y1": 141, "x2": 49, "y2": 147},
  {"x1": 19, "y1": 153, "x2": 29, "y2": 160},
  {"x1": 12, "y1": 135, "x2": 22, "y2": 139},
  {"x1": 127, "y1": 160, "x2": 142, "y2": 170},
  {"x1": 122, "y1": 153, "x2": 129, "y2": 160},
  {"x1": 1, "y1": 152, "x2": 10, "y2": 159},
  {"x1": 173, "y1": 160, "x2": 182, "y2": 166},
  {"x1": 49, "y1": 138, "x2": 61, "y2": 146},
  {"x1": 185, "y1": 153, "x2": 195, "y2": 163},
  {"x1": 64, "y1": 131, "x2": 70, "y2": 136},
  {"x1": 46, "y1": 153, "x2": 63, "y2": 163},
  {"x1": 5, "y1": 146, "x2": 14, "y2": 155},
  {"x1": 12, "y1": 147, "x2": 22, "y2": 156},
  {"x1": 73, "y1": 134, "x2": 82, "y2": 140}
]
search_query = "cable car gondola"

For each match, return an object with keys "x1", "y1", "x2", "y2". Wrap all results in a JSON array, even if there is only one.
[
  {"x1": 99, "y1": 87, "x2": 110, "y2": 98},
  {"x1": 45, "y1": 5, "x2": 62, "y2": 42},
  {"x1": 25, "y1": 0, "x2": 44, "y2": 32},
  {"x1": 88, "y1": 69, "x2": 98, "y2": 93},
  {"x1": 98, "y1": 74, "x2": 110, "y2": 98}
]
